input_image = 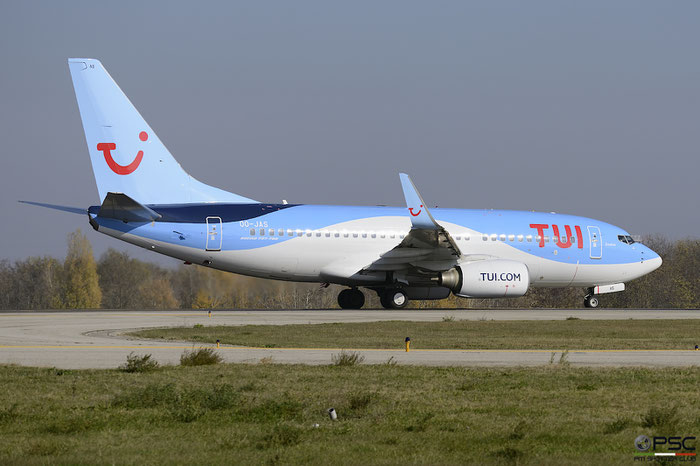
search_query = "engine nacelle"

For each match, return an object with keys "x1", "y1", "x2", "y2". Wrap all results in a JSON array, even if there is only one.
[{"x1": 439, "y1": 260, "x2": 530, "y2": 298}]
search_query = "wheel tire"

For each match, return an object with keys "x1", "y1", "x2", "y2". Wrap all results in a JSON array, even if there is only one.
[
  {"x1": 588, "y1": 296, "x2": 599, "y2": 308},
  {"x1": 338, "y1": 288, "x2": 365, "y2": 309},
  {"x1": 385, "y1": 289, "x2": 408, "y2": 309},
  {"x1": 338, "y1": 289, "x2": 353, "y2": 309},
  {"x1": 379, "y1": 292, "x2": 392, "y2": 309},
  {"x1": 349, "y1": 289, "x2": 365, "y2": 309}
]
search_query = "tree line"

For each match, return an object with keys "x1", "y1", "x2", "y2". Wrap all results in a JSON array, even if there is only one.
[{"x1": 0, "y1": 231, "x2": 696, "y2": 310}]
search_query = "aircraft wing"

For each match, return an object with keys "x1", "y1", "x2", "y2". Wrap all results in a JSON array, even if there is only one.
[{"x1": 363, "y1": 174, "x2": 462, "y2": 274}]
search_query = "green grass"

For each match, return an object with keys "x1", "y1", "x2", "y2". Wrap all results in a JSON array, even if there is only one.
[
  {"x1": 179, "y1": 347, "x2": 223, "y2": 366},
  {"x1": 0, "y1": 364, "x2": 698, "y2": 464},
  {"x1": 119, "y1": 352, "x2": 159, "y2": 373},
  {"x1": 130, "y1": 319, "x2": 700, "y2": 350},
  {"x1": 331, "y1": 350, "x2": 365, "y2": 366}
]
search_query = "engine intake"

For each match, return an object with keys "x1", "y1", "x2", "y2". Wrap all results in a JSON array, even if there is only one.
[{"x1": 439, "y1": 260, "x2": 530, "y2": 298}]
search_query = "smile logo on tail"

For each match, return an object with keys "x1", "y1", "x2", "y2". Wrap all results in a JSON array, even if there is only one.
[
  {"x1": 97, "y1": 131, "x2": 148, "y2": 175},
  {"x1": 409, "y1": 205, "x2": 423, "y2": 216}
]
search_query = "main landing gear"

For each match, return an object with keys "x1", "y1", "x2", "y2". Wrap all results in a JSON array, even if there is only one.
[
  {"x1": 337, "y1": 288, "x2": 365, "y2": 309},
  {"x1": 337, "y1": 287, "x2": 410, "y2": 309},
  {"x1": 379, "y1": 288, "x2": 408, "y2": 309}
]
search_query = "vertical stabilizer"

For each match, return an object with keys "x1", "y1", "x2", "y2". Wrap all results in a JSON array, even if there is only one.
[{"x1": 68, "y1": 58, "x2": 257, "y2": 204}]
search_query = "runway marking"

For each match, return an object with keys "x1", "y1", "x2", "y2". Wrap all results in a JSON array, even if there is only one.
[
  {"x1": 0, "y1": 313, "x2": 210, "y2": 318},
  {"x1": 0, "y1": 345, "x2": 697, "y2": 353}
]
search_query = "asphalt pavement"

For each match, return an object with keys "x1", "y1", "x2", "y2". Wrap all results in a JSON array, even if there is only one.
[{"x1": 0, "y1": 309, "x2": 698, "y2": 369}]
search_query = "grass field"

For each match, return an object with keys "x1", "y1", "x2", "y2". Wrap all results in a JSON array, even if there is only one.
[
  {"x1": 1, "y1": 363, "x2": 698, "y2": 464},
  {"x1": 129, "y1": 319, "x2": 700, "y2": 350}
]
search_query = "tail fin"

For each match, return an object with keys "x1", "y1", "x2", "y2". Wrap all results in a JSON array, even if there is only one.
[{"x1": 68, "y1": 58, "x2": 257, "y2": 205}]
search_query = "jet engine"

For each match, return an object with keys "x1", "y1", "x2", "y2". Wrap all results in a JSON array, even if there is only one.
[{"x1": 438, "y1": 260, "x2": 530, "y2": 298}]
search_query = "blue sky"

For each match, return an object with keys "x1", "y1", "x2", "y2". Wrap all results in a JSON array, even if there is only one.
[{"x1": 1, "y1": 1, "x2": 698, "y2": 263}]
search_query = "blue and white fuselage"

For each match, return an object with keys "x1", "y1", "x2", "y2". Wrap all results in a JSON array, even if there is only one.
[
  {"x1": 25, "y1": 58, "x2": 662, "y2": 309},
  {"x1": 88, "y1": 202, "x2": 660, "y2": 304}
]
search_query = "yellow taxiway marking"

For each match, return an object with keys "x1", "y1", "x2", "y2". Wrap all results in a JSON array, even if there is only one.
[{"x1": 0, "y1": 345, "x2": 696, "y2": 353}]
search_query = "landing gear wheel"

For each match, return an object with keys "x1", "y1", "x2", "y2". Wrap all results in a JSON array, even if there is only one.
[
  {"x1": 379, "y1": 293, "x2": 392, "y2": 309},
  {"x1": 384, "y1": 288, "x2": 408, "y2": 309},
  {"x1": 338, "y1": 288, "x2": 365, "y2": 309},
  {"x1": 584, "y1": 296, "x2": 599, "y2": 308}
]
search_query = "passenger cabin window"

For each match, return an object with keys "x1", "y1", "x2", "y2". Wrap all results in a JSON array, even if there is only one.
[
  {"x1": 491, "y1": 234, "x2": 498, "y2": 241},
  {"x1": 287, "y1": 229, "x2": 293, "y2": 236},
  {"x1": 526, "y1": 235, "x2": 533, "y2": 242},
  {"x1": 544, "y1": 236, "x2": 550, "y2": 243},
  {"x1": 259, "y1": 229, "x2": 265, "y2": 236},
  {"x1": 353, "y1": 232, "x2": 358, "y2": 238},
  {"x1": 508, "y1": 234, "x2": 515, "y2": 241},
  {"x1": 269, "y1": 229, "x2": 275, "y2": 236},
  {"x1": 618, "y1": 235, "x2": 636, "y2": 245},
  {"x1": 278, "y1": 229, "x2": 284, "y2": 236},
  {"x1": 499, "y1": 234, "x2": 506, "y2": 241},
  {"x1": 482, "y1": 235, "x2": 488, "y2": 241},
  {"x1": 517, "y1": 235, "x2": 524, "y2": 242},
  {"x1": 250, "y1": 228, "x2": 255, "y2": 236}
]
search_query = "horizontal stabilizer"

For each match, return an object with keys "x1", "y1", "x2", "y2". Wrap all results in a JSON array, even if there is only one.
[
  {"x1": 97, "y1": 192, "x2": 162, "y2": 223},
  {"x1": 19, "y1": 200, "x2": 86, "y2": 215}
]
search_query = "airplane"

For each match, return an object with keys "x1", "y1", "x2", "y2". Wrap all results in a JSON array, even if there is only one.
[{"x1": 22, "y1": 58, "x2": 662, "y2": 309}]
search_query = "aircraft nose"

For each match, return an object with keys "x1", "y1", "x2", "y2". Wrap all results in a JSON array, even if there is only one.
[
  {"x1": 641, "y1": 246, "x2": 662, "y2": 273},
  {"x1": 644, "y1": 255, "x2": 662, "y2": 273}
]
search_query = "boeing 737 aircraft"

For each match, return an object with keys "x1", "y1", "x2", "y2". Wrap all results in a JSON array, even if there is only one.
[{"x1": 23, "y1": 59, "x2": 662, "y2": 309}]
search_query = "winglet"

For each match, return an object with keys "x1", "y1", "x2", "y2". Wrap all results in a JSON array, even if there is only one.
[{"x1": 399, "y1": 173, "x2": 439, "y2": 229}]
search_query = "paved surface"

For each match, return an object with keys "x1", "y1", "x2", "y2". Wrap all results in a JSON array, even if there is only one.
[{"x1": 0, "y1": 309, "x2": 698, "y2": 369}]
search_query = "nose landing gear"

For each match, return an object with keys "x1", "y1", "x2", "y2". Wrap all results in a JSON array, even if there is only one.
[{"x1": 584, "y1": 294, "x2": 599, "y2": 308}]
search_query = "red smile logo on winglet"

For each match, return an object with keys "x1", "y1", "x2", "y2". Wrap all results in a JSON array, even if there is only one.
[
  {"x1": 97, "y1": 131, "x2": 148, "y2": 175},
  {"x1": 409, "y1": 205, "x2": 423, "y2": 216}
]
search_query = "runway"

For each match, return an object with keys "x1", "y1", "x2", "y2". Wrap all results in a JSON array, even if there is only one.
[{"x1": 1, "y1": 309, "x2": 698, "y2": 369}]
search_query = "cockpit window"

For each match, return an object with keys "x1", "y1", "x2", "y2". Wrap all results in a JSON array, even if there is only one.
[{"x1": 618, "y1": 235, "x2": 636, "y2": 245}]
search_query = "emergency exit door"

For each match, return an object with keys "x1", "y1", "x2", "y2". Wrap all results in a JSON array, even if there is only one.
[{"x1": 206, "y1": 217, "x2": 222, "y2": 251}]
